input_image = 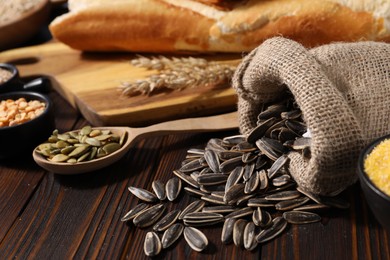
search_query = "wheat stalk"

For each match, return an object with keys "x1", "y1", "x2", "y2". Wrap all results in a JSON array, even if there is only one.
[{"x1": 119, "y1": 55, "x2": 239, "y2": 96}]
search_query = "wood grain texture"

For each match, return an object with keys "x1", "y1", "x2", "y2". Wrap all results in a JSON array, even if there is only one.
[
  {"x1": 0, "y1": 92, "x2": 390, "y2": 259},
  {"x1": 0, "y1": 42, "x2": 239, "y2": 127}
]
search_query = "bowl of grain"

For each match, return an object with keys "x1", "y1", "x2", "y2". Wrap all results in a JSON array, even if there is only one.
[
  {"x1": 0, "y1": 91, "x2": 55, "y2": 159},
  {"x1": 357, "y1": 134, "x2": 390, "y2": 230},
  {"x1": 0, "y1": 0, "x2": 51, "y2": 50}
]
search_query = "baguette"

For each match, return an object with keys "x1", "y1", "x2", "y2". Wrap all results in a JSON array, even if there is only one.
[{"x1": 49, "y1": 0, "x2": 390, "y2": 53}]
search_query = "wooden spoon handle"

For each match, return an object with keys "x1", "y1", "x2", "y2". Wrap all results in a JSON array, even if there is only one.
[{"x1": 131, "y1": 111, "x2": 239, "y2": 141}]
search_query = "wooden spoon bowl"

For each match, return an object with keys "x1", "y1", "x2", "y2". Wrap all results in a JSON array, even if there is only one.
[
  {"x1": 33, "y1": 112, "x2": 239, "y2": 174},
  {"x1": 0, "y1": 0, "x2": 51, "y2": 50}
]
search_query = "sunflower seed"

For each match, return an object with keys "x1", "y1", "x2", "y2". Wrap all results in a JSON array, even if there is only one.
[
  {"x1": 201, "y1": 194, "x2": 226, "y2": 205},
  {"x1": 272, "y1": 174, "x2": 292, "y2": 187},
  {"x1": 255, "y1": 138, "x2": 281, "y2": 161},
  {"x1": 222, "y1": 135, "x2": 246, "y2": 146},
  {"x1": 219, "y1": 157, "x2": 243, "y2": 173},
  {"x1": 200, "y1": 184, "x2": 225, "y2": 193},
  {"x1": 243, "y1": 162, "x2": 256, "y2": 181},
  {"x1": 197, "y1": 173, "x2": 228, "y2": 186},
  {"x1": 258, "y1": 170, "x2": 269, "y2": 191},
  {"x1": 225, "y1": 166, "x2": 244, "y2": 192},
  {"x1": 218, "y1": 151, "x2": 243, "y2": 161},
  {"x1": 236, "y1": 194, "x2": 255, "y2": 206},
  {"x1": 296, "y1": 186, "x2": 322, "y2": 204},
  {"x1": 166, "y1": 177, "x2": 182, "y2": 201},
  {"x1": 245, "y1": 171, "x2": 259, "y2": 194},
  {"x1": 183, "y1": 227, "x2": 208, "y2": 252},
  {"x1": 133, "y1": 203, "x2": 166, "y2": 228},
  {"x1": 293, "y1": 204, "x2": 330, "y2": 212},
  {"x1": 281, "y1": 109, "x2": 301, "y2": 120},
  {"x1": 204, "y1": 149, "x2": 220, "y2": 173},
  {"x1": 128, "y1": 186, "x2": 158, "y2": 203},
  {"x1": 144, "y1": 231, "x2": 161, "y2": 257},
  {"x1": 121, "y1": 203, "x2": 149, "y2": 222},
  {"x1": 247, "y1": 117, "x2": 277, "y2": 143},
  {"x1": 153, "y1": 209, "x2": 181, "y2": 232},
  {"x1": 221, "y1": 218, "x2": 236, "y2": 244},
  {"x1": 173, "y1": 170, "x2": 200, "y2": 188},
  {"x1": 285, "y1": 120, "x2": 307, "y2": 136},
  {"x1": 262, "y1": 103, "x2": 288, "y2": 118},
  {"x1": 247, "y1": 197, "x2": 275, "y2": 208},
  {"x1": 161, "y1": 223, "x2": 184, "y2": 249},
  {"x1": 267, "y1": 154, "x2": 289, "y2": 179},
  {"x1": 152, "y1": 180, "x2": 166, "y2": 200},
  {"x1": 256, "y1": 216, "x2": 288, "y2": 243},
  {"x1": 180, "y1": 158, "x2": 205, "y2": 173},
  {"x1": 283, "y1": 211, "x2": 321, "y2": 224},
  {"x1": 242, "y1": 152, "x2": 258, "y2": 163},
  {"x1": 178, "y1": 200, "x2": 205, "y2": 220},
  {"x1": 233, "y1": 219, "x2": 247, "y2": 247},
  {"x1": 184, "y1": 186, "x2": 208, "y2": 197},
  {"x1": 202, "y1": 205, "x2": 236, "y2": 214},
  {"x1": 225, "y1": 207, "x2": 253, "y2": 219},
  {"x1": 224, "y1": 183, "x2": 245, "y2": 205},
  {"x1": 183, "y1": 212, "x2": 224, "y2": 220},
  {"x1": 244, "y1": 222, "x2": 257, "y2": 251},
  {"x1": 253, "y1": 208, "x2": 272, "y2": 228},
  {"x1": 265, "y1": 190, "x2": 301, "y2": 201},
  {"x1": 275, "y1": 197, "x2": 311, "y2": 211}
]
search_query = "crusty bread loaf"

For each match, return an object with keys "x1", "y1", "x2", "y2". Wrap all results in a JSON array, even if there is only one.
[{"x1": 49, "y1": 0, "x2": 390, "y2": 53}]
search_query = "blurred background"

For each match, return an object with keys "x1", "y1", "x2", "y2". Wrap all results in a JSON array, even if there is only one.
[{"x1": 0, "y1": 0, "x2": 68, "y2": 51}]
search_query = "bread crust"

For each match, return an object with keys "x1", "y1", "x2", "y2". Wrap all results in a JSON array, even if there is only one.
[{"x1": 49, "y1": 0, "x2": 390, "y2": 53}]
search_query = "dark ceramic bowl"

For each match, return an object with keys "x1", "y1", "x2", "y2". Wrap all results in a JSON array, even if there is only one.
[
  {"x1": 0, "y1": 91, "x2": 55, "y2": 159},
  {"x1": 357, "y1": 134, "x2": 390, "y2": 230},
  {"x1": 0, "y1": 63, "x2": 51, "y2": 93}
]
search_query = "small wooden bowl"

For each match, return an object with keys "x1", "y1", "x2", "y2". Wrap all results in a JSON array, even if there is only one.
[{"x1": 0, "y1": 0, "x2": 51, "y2": 51}]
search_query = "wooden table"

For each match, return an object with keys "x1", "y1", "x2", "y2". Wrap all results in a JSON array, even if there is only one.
[{"x1": 1, "y1": 91, "x2": 390, "y2": 260}]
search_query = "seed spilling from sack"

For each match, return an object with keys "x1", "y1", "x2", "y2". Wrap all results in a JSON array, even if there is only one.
[{"x1": 122, "y1": 95, "x2": 349, "y2": 256}]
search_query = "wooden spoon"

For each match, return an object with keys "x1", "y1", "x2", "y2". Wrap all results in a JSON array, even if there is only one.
[{"x1": 33, "y1": 112, "x2": 239, "y2": 174}]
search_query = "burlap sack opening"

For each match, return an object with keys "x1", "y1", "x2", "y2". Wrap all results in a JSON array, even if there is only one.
[{"x1": 232, "y1": 37, "x2": 390, "y2": 195}]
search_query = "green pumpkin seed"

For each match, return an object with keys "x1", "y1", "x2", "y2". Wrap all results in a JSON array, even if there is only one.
[
  {"x1": 102, "y1": 143, "x2": 121, "y2": 154},
  {"x1": 89, "y1": 129, "x2": 102, "y2": 137},
  {"x1": 51, "y1": 154, "x2": 69, "y2": 162},
  {"x1": 80, "y1": 125, "x2": 92, "y2": 135},
  {"x1": 85, "y1": 137, "x2": 101, "y2": 147},
  {"x1": 68, "y1": 145, "x2": 90, "y2": 157}
]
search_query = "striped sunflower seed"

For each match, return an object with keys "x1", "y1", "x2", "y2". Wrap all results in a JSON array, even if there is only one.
[
  {"x1": 161, "y1": 223, "x2": 184, "y2": 249},
  {"x1": 144, "y1": 231, "x2": 162, "y2": 257},
  {"x1": 133, "y1": 203, "x2": 166, "y2": 228},
  {"x1": 221, "y1": 218, "x2": 236, "y2": 244},
  {"x1": 183, "y1": 227, "x2": 208, "y2": 252},
  {"x1": 282, "y1": 211, "x2": 321, "y2": 224},
  {"x1": 166, "y1": 177, "x2": 182, "y2": 201},
  {"x1": 128, "y1": 186, "x2": 158, "y2": 203},
  {"x1": 153, "y1": 209, "x2": 181, "y2": 232}
]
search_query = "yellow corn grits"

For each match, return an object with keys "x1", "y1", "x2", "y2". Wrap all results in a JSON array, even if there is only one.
[{"x1": 364, "y1": 139, "x2": 390, "y2": 197}]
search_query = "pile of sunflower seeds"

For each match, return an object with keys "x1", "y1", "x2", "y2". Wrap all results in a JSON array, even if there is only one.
[
  {"x1": 36, "y1": 126, "x2": 127, "y2": 163},
  {"x1": 122, "y1": 96, "x2": 349, "y2": 257},
  {"x1": 119, "y1": 55, "x2": 238, "y2": 95}
]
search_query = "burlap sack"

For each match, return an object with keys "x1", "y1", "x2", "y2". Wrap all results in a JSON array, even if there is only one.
[{"x1": 232, "y1": 37, "x2": 390, "y2": 195}]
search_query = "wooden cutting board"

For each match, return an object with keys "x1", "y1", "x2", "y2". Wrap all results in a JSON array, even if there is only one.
[{"x1": 0, "y1": 42, "x2": 241, "y2": 126}]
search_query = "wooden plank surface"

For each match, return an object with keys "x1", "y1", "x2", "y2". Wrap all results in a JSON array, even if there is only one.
[
  {"x1": 0, "y1": 91, "x2": 389, "y2": 259},
  {"x1": 0, "y1": 42, "x2": 240, "y2": 127}
]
